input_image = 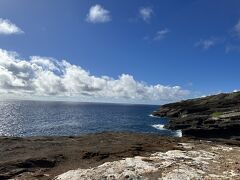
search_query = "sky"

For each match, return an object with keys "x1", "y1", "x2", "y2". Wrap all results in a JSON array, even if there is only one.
[{"x1": 0, "y1": 0, "x2": 240, "y2": 104}]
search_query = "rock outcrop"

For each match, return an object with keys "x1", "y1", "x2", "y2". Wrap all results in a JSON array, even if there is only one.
[
  {"x1": 0, "y1": 132, "x2": 189, "y2": 179},
  {"x1": 153, "y1": 91, "x2": 240, "y2": 140},
  {"x1": 55, "y1": 142, "x2": 240, "y2": 180},
  {"x1": 1, "y1": 133, "x2": 239, "y2": 179}
]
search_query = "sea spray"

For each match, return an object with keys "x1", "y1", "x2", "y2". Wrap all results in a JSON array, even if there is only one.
[{"x1": 151, "y1": 124, "x2": 165, "y2": 130}]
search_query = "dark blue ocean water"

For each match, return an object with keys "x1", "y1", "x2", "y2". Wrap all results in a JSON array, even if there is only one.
[{"x1": 0, "y1": 100, "x2": 181, "y2": 137}]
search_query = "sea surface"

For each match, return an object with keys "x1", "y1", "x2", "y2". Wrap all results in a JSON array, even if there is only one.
[{"x1": 0, "y1": 100, "x2": 181, "y2": 137}]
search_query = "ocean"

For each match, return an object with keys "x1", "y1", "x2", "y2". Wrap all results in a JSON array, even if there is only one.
[{"x1": 0, "y1": 100, "x2": 181, "y2": 137}]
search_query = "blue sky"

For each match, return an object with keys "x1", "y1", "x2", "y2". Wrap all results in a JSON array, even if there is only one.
[{"x1": 0, "y1": 0, "x2": 239, "y2": 104}]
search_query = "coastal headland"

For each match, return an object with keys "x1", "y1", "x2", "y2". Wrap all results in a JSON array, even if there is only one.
[{"x1": 153, "y1": 91, "x2": 240, "y2": 141}]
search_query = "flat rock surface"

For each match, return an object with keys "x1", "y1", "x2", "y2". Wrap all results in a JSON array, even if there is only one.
[
  {"x1": 56, "y1": 143, "x2": 240, "y2": 180},
  {"x1": 0, "y1": 132, "x2": 239, "y2": 179},
  {"x1": 0, "y1": 132, "x2": 187, "y2": 180}
]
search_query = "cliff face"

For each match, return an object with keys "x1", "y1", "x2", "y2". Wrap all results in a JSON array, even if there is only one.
[{"x1": 153, "y1": 91, "x2": 240, "y2": 140}]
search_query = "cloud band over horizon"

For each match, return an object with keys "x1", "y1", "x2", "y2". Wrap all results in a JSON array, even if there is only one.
[{"x1": 0, "y1": 48, "x2": 189, "y2": 104}]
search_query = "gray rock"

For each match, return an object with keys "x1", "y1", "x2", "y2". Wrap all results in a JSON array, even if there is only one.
[{"x1": 153, "y1": 91, "x2": 240, "y2": 140}]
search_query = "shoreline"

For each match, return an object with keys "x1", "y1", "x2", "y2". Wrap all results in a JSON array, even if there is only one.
[
  {"x1": 152, "y1": 91, "x2": 240, "y2": 141},
  {"x1": 0, "y1": 132, "x2": 239, "y2": 179}
]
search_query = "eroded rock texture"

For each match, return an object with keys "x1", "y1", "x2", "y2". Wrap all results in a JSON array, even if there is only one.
[
  {"x1": 153, "y1": 91, "x2": 240, "y2": 140},
  {"x1": 55, "y1": 143, "x2": 240, "y2": 180}
]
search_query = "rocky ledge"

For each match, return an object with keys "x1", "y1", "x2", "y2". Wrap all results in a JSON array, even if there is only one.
[
  {"x1": 0, "y1": 132, "x2": 239, "y2": 180},
  {"x1": 0, "y1": 132, "x2": 191, "y2": 179},
  {"x1": 153, "y1": 91, "x2": 240, "y2": 141},
  {"x1": 56, "y1": 142, "x2": 240, "y2": 180}
]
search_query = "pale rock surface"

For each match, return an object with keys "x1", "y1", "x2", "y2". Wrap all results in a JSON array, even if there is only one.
[{"x1": 55, "y1": 143, "x2": 240, "y2": 180}]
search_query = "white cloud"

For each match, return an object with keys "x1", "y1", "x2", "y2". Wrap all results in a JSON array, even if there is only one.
[
  {"x1": 139, "y1": 7, "x2": 153, "y2": 22},
  {"x1": 195, "y1": 39, "x2": 215, "y2": 49},
  {"x1": 233, "y1": 19, "x2": 240, "y2": 37},
  {"x1": 154, "y1": 29, "x2": 169, "y2": 40},
  {"x1": 225, "y1": 44, "x2": 240, "y2": 53},
  {"x1": 86, "y1": 4, "x2": 111, "y2": 23},
  {"x1": 0, "y1": 18, "x2": 23, "y2": 35},
  {"x1": 0, "y1": 48, "x2": 190, "y2": 104},
  {"x1": 195, "y1": 37, "x2": 223, "y2": 50}
]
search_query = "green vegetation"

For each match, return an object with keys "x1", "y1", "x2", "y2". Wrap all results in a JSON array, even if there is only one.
[{"x1": 211, "y1": 112, "x2": 223, "y2": 118}]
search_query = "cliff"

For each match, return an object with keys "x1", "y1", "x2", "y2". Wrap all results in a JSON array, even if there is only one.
[{"x1": 153, "y1": 91, "x2": 240, "y2": 140}]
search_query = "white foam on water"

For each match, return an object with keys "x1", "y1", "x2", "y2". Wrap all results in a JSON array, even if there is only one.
[
  {"x1": 175, "y1": 130, "x2": 182, "y2": 137},
  {"x1": 151, "y1": 124, "x2": 165, "y2": 130},
  {"x1": 152, "y1": 124, "x2": 183, "y2": 137},
  {"x1": 148, "y1": 114, "x2": 160, "y2": 118}
]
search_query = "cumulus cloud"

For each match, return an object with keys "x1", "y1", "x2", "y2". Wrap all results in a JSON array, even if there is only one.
[
  {"x1": 86, "y1": 4, "x2": 111, "y2": 23},
  {"x1": 0, "y1": 48, "x2": 189, "y2": 104},
  {"x1": 0, "y1": 18, "x2": 23, "y2": 35},
  {"x1": 154, "y1": 29, "x2": 169, "y2": 41},
  {"x1": 139, "y1": 7, "x2": 153, "y2": 22}
]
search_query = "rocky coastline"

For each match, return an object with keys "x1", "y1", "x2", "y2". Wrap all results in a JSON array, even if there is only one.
[
  {"x1": 0, "y1": 132, "x2": 240, "y2": 179},
  {"x1": 1, "y1": 92, "x2": 240, "y2": 179},
  {"x1": 153, "y1": 91, "x2": 240, "y2": 142}
]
